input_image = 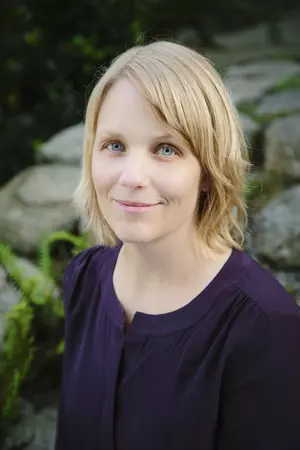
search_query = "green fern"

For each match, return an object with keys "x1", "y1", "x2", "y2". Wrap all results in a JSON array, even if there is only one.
[
  {"x1": 56, "y1": 339, "x2": 65, "y2": 354},
  {"x1": 38, "y1": 230, "x2": 91, "y2": 279},
  {"x1": 0, "y1": 242, "x2": 60, "y2": 428},
  {"x1": 0, "y1": 299, "x2": 34, "y2": 425},
  {"x1": 0, "y1": 231, "x2": 91, "y2": 432},
  {"x1": 0, "y1": 241, "x2": 63, "y2": 317},
  {"x1": 245, "y1": 178, "x2": 263, "y2": 204},
  {"x1": 0, "y1": 242, "x2": 28, "y2": 291}
]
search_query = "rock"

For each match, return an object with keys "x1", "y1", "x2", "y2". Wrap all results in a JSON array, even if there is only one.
[
  {"x1": 38, "y1": 124, "x2": 84, "y2": 166},
  {"x1": 205, "y1": 46, "x2": 300, "y2": 70},
  {"x1": 252, "y1": 185, "x2": 300, "y2": 269},
  {"x1": 264, "y1": 114, "x2": 300, "y2": 181},
  {"x1": 243, "y1": 229, "x2": 255, "y2": 258},
  {"x1": 0, "y1": 266, "x2": 20, "y2": 344},
  {"x1": 225, "y1": 60, "x2": 300, "y2": 104},
  {"x1": 0, "y1": 165, "x2": 81, "y2": 254},
  {"x1": 279, "y1": 15, "x2": 300, "y2": 46},
  {"x1": 3, "y1": 399, "x2": 35, "y2": 450},
  {"x1": 238, "y1": 112, "x2": 261, "y2": 146},
  {"x1": 4, "y1": 399, "x2": 57, "y2": 450},
  {"x1": 247, "y1": 254, "x2": 300, "y2": 305},
  {"x1": 270, "y1": 269, "x2": 300, "y2": 303},
  {"x1": 256, "y1": 90, "x2": 300, "y2": 116},
  {"x1": 16, "y1": 257, "x2": 60, "y2": 300},
  {"x1": 216, "y1": 23, "x2": 271, "y2": 50},
  {"x1": 176, "y1": 28, "x2": 201, "y2": 48},
  {"x1": 16, "y1": 257, "x2": 46, "y2": 279},
  {"x1": 215, "y1": 16, "x2": 300, "y2": 51},
  {"x1": 24, "y1": 407, "x2": 57, "y2": 450}
]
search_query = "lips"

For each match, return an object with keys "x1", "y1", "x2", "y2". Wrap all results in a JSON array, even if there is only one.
[
  {"x1": 116, "y1": 200, "x2": 158, "y2": 207},
  {"x1": 114, "y1": 199, "x2": 160, "y2": 212}
]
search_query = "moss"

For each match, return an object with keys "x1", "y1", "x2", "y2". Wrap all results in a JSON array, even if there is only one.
[
  {"x1": 238, "y1": 102, "x2": 258, "y2": 119},
  {"x1": 268, "y1": 51, "x2": 300, "y2": 63},
  {"x1": 285, "y1": 284, "x2": 298, "y2": 296},
  {"x1": 245, "y1": 177, "x2": 263, "y2": 204},
  {"x1": 246, "y1": 171, "x2": 291, "y2": 211},
  {"x1": 238, "y1": 74, "x2": 300, "y2": 125},
  {"x1": 255, "y1": 109, "x2": 300, "y2": 126},
  {"x1": 238, "y1": 102, "x2": 269, "y2": 126},
  {"x1": 268, "y1": 73, "x2": 300, "y2": 94},
  {"x1": 268, "y1": 109, "x2": 298, "y2": 119},
  {"x1": 238, "y1": 102, "x2": 299, "y2": 127}
]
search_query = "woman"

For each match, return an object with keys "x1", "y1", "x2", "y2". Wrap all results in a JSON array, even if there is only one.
[{"x1": 55, "y1": 41, "x2": 300, "y2": 450}]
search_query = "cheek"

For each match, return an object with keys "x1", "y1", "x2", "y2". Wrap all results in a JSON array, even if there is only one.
[
  {"x1": 91, "y1": 154, "x2": 114, "y2": 193},
  {"x1": 158, "y1": 168, "x2": 201, "y2": 203}
]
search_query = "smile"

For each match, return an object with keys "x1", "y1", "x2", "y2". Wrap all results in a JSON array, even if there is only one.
[{"x1": 114, "y1": 200, "x2": 159, "y2": 212}]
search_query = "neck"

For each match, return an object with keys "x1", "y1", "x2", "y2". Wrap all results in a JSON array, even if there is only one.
[{"x1": 119, "y1": 229, "x2": 230, "y2": 288}]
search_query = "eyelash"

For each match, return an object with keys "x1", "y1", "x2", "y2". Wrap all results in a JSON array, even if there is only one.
[{"x1": 103, "y1": 141, "x2": 180, "y2": 157}]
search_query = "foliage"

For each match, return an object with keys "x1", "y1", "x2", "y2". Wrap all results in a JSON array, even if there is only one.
[
  {"x1": 38, "y1": 230, "x2": 91, "y2": 355},
  {"x1": 1, "y1": 1, "x2": 299, "y2": 187},
  {"x1": 245, "y1": 176, "x2": 264, "y2": 204},
  {"x1": 268, "y1": 73, "x2": 300, "y2": 94},
  {"x1": 0, "y1": 299, "x2": 34, "y2": 431},
  {"x1": 238, "y1": 71, "x2": 300, "y2": 126},
  {"x1": 0, "y1": 0, "x2": 139, "y2": 187},
  {"x1": 38, "y1": 230, "x2": 91, "y2": 279},
  {"x1": 0, "y1": 231, "x2": 90, "y2": 431},
  {"x1": 0, "y1": 297, "x2": 34, "y2": 430},
  {"x1": 245, "y1": 171, "x2": 292, "y2": 210},
  {"x1": 0, "y1": 243, "x2": 36, "y2": 429}
]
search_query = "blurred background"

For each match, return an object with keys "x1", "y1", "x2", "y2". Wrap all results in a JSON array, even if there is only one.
[
  {"x1": 1, "y1": 0, "x2": 300, "y2": 187},
  {"x1": 1, "y1": 1, "x2": 300, "y2": 448}
]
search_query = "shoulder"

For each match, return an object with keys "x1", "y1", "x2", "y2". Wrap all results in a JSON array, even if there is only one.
[
  {"x1": 233, "y1": 251, "x2": 299, "y2": 316},
  {"x1": 62, "y1": 244, "x2": 118, "y2": 313},
  {"x1": 223, "y1": 250, "x2": 300, "y2": 361}
]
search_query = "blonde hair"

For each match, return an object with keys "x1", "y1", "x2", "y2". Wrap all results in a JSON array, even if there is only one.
[{"x1": 74, "y1": 40, "x2": 251, "y2": 253}]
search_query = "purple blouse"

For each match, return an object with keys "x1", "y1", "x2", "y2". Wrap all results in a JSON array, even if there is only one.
[{"x1": 55, "y1": 244, "x2": 300, "y2": 450}]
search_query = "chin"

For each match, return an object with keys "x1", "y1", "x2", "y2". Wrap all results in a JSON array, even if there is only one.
[
  {"x1": 117, "y1": 233, "x2": 156, "y2": 245},
  {"x1": 113, "y1": 225, "x2": 160, "y2": 245}
]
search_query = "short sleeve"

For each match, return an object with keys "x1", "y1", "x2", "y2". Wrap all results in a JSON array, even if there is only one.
[
  {"x1": 218, "y1": 302, "x2": 300, "y2": 450},
  {"x1": 62, "y1": 245, "x2": 105, "y2": 315}
]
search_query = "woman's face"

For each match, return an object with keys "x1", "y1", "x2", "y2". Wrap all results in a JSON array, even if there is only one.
[{"x1": 92, "y1": 78, "x2": 203, "y2": 245}]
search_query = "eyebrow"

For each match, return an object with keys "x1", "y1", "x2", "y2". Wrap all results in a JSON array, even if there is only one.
[
  {"x1": 96, "y1": 129, "x2": 178, "y2": 143},
  {"x1": 96, "y1": 130, "x2": 124, "y2": 141}
]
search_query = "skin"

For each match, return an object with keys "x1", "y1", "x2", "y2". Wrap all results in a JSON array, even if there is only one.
[{"x1": 92, "y1": 78, "x2": 231, "y2": 323}]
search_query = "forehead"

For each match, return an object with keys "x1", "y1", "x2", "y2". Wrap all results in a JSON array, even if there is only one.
[{"x1": 96, "y1": 78, "x2": 169, "y2": 136}]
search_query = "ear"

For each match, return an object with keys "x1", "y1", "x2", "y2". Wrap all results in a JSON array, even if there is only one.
[{"x1": 200, "y1": 174, "x2": 212, "y2": 194}]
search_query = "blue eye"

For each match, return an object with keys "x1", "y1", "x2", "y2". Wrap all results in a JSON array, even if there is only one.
[
  {"x1": 106, "y1": 142, "x2": 124, "y2": 152},
  {"x1": 157, "y1": 146, "x2": 176, "y2": 157}
]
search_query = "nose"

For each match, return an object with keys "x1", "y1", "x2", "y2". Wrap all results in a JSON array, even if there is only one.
[{"x1": 118, "y1": 153, "x2": 149, "y2": 189}]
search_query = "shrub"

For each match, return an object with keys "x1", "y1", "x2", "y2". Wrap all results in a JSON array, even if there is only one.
[{"x1": 0, "y1": 231, "x2": 90, "y2": 434}]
